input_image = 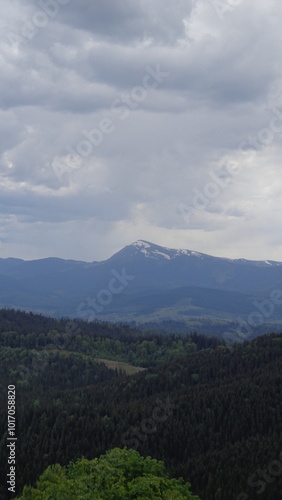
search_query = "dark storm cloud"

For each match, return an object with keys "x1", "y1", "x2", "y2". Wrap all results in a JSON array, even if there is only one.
[{"x1": 57, "y1": 0, "x2": 193, "y2": 45}]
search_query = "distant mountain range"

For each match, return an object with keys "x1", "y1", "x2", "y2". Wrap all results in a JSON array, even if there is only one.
[{"x1": 1, "y1": 240, "x2": 282, "y2": 335}]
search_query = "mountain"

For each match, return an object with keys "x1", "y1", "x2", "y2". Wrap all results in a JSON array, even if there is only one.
[{"x1": 1, "y1": 240, "x2": 282, "y2": 335}]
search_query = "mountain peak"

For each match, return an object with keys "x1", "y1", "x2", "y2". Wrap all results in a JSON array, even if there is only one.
[
  {"x1": 132, "y1": 240, "x2": 153, "y2": 249},
  {"x1": 129, "y1": 240, "x2": 172, "y2": 260},
  {"x1": 128, "y1": 240, "x2": 205, "y2": 261},
  {"x1": 110, "y1": 240, "x2": 282, "y2": 266}
]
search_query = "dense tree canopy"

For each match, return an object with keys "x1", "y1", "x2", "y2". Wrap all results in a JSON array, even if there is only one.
[{"x1": 17, "y1": 448, "x2": 200, "y2": 500}]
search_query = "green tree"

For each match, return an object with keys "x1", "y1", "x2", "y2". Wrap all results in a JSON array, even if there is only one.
[{"x1": 17, "y1": 448, "x2": 200, "y2": 499}]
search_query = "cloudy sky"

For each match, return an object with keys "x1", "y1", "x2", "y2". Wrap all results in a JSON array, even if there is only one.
[{"x1": 1, "y1": 0, "x2": 282, "y2": 262}]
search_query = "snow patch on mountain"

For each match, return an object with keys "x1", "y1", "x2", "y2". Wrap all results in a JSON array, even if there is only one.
[
  {"x1": 130, "y1": 241, "x2": 205, "y2": 261},
  {"x1": 153, "y1": 250, "x2": 171, "y2": 260},
  {"x1": 132, "y1": 240, "x2": 151, "y2": 249},
  {"x1": 140, "y1": 249, "x2": 150, "y2": 257}
]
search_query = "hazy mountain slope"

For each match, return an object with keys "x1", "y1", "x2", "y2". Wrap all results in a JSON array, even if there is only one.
[{"x1": 0, "y1": 240, "x2": 282, "y2": 324}]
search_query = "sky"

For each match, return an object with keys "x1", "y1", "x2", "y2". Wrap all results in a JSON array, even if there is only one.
[{"x1": 1, "y1": 0, "x2": 282, "y2": 262}]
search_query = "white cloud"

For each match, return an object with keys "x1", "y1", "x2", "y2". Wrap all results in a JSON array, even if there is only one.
[{"x1": 0, "y1": 0, "x2": 282, "y2": 261}]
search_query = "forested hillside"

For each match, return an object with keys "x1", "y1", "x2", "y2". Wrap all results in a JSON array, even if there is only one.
[{"x1": 0, "y1": 309, "x2": 282, "y2": 499}]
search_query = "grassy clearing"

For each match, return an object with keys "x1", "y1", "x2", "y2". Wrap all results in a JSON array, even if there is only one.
[
  {"x1": 42, "y1": 349, "x2": 146, "y2": 375},
  {"x1": 94, "y1": 358, "x2": 146, "y2": 375}
]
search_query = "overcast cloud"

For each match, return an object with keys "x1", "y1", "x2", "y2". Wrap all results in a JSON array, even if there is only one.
[{"x1": 1, "y1": 0, "x2": 282, "y2": 261}]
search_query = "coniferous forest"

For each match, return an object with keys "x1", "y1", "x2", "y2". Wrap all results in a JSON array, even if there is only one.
[{"x1": 0, "y1": 309, "x2": 282, "y2": 499}]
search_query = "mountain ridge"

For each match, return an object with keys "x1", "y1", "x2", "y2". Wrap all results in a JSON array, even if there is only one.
[
  {"x1": 1, "y1": 239, "x2": 282, "y2": 266},
  {"x1": 110, "y1": 240, "x2": 282, "y2": 266},
  {"x1": 0, "y1": 240, "x2": 282, "y2": 331}
]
